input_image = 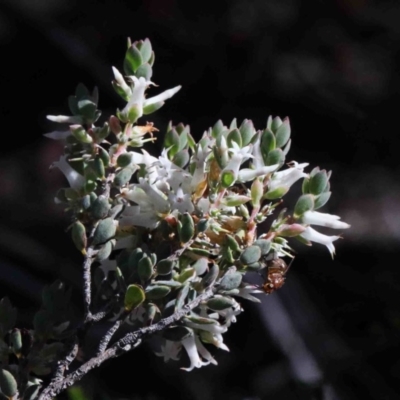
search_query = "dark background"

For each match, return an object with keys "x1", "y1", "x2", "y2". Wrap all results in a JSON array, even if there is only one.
[{"x1": 1, "y1": 0, "x2": 400, "y2": 399}]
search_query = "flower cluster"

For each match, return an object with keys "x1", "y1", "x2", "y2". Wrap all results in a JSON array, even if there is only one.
[{"x1": 43, "y1": 38, "x2": 349, "y2": 372}]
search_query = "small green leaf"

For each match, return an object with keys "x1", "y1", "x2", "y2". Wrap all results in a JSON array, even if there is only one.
[
  {"x1": 207, "y1": 296, "x2": 235, "y2": 311},
  {"x1": 314, "y1": 191, "x2": 331, "y2": 210},
  {"x1": 240, "y1": 246, "x2": 261, "y2": 265},
  {"x1": 95, "y1": 241, "x2": 114, "y2": 261},
  {"x1": 0, "y1": 369, "x2": 18, "y2": 398},
  {"x1": 275, "y1": 117, "x2": 291, "y2": 148},
  {"x1": 0, "y1": 297, "x2": 17, "y2": 336},
  {"x1": 266, "y1": 148, "x2": 284, "y2": 166},
  {"x1": 157, "y1": 259, "x2": 174, "y2": 275},
  {"x1": 309, "y1": 170, "x2": 328, "y2": 195},
  {"x1": 294, "y1": 194, "x2": 315, "y2": 218},
  {"x1": 219, "y1": 272, "x2": 242, "y2": 290},
  {"x1": 114, "y1": 166, "x2": 136, "y2": 187},
  {"x1": 253, "y1": 239, "x2": 271, "y2": 255},
  {"x1": 124, "y1": 284, "x2": 145, "y2": 311},
  {"x1": 138, "y1": 256, "x2": 154, "y2": 282},
  {"x1": 71, "y1": 221, "x2": 87, "y2": 255},
  {"x1": 145, "y1": 285, "x2": 171, "y2": 300},
  {"x1": 89, "y1": 195, "x2": 110, "y2": 220},
  {"x1": 142, "y1": 101, "x2": 164, "y2": 115},
  {"x1": 92, "y1": 218, "x2": 116, "y2": 246},
  {"x1": 201, "y1": 264, "x2": 219, "y2": 288},
  {"x1": 124, "y1": 45, "x2": 143, "y2": 74},
  {"x1": 117, "y1": 153, "x2": 133, "y2": 168},
  {"x1": 179, "y1": 213, "x2": 194, "y2": 243},
  {"x1": 172, "y1": 149, "x2": 190, "y2": 168}
]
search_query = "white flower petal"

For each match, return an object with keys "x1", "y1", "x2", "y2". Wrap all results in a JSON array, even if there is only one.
[
  {"x1": 302, "y1": 211, "x2": 350, "y2": 230},
  {"x1": 53, "y1": 156, "x2": 85, "y2": 190},
  {"x1": 144, "y1": 85, "x2": 181, "y2": 107},
  {"x1": 300, "y1": 226, "x2": 340, "y2": 258},
  {"x1": 44, "y1": 130, "x2": 71, "y2": 140}
]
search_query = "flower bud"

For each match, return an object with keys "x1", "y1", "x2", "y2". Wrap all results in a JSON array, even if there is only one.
[{"x1": 71, "y1": 221, "x2": 87, "y2": 255}]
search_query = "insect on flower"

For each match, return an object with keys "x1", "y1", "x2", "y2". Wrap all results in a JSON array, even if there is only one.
[{"x1": 261, "y1": 256, "x2": 294, "y2": 295}]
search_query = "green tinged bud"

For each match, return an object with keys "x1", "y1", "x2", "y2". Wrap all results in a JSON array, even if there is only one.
[
  {"x1": 92, "y1": 218, "x2": 116, "y2": 246},
  {"x1": 0, "y1": 369, "x2": 18, "y2": 398},
  {"x1": 124, "y1": 284, "x2": 145, "y2": 311},
  {"x1": 71, "y1": 221, "x2": 87, "y2": 255},
  {"x1": 294, "y1": 194, "x2": 315, "y2": 218},
  {"x1": 144, "y1": 303, "x2": 158, "y2": 325},
  {"x1": 240, "y1": 246, "x2": 261, "y2": 265},
  {"x1": 179, "y1": 213, "x2": 195, "y2": 243},
  {"x1": 143, "y1": 101, "x2": 164, "y2": 115},
  {"x1": 221, "y1": 170, "x2": 236, "y2": 188},
  {"x1": 264, "y1": 186, "x2": 289, "y2": 200}
]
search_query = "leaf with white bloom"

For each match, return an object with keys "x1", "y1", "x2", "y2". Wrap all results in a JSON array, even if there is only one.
[{"x1": 302, "y1": 211, "x2": 350, "y2": 229}]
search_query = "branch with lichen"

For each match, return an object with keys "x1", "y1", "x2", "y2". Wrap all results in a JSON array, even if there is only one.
[{"x1": 0, "y1": 38, "x2": 350, "y2": 400}]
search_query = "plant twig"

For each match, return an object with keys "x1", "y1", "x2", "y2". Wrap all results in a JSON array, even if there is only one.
[
  {"x1": 82, "y1": 248, "x2": 94, "y2": 322},
  {"x1": 38, "y1": 289, "x2": 213, "y2": 400},
  {"x1": 96, "y1": 320, "x2": 123, "y2": 356}
]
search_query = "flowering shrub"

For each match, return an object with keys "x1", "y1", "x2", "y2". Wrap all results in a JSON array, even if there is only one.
[{"x1": 0, "y1": 38, "x2": 349, "y2": 399}]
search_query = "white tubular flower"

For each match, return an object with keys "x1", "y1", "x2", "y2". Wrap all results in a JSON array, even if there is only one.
[
  {"x1": 194, "y1": 336, "x2": 218, "y2": 366},
  {"x1": 155, "y1": 339, "x2": 181, "y2": 362},
  {"x1": 235, "y1": 285, "x2": 263, "y2": 303},
  {"x1": 300, "y1": 226, "x2": 341, "y2": 258},
  {"x1": 181, "y1": 335, "x2": 210, "y2": 371},
  {"x1": 268, "y1": 162, "x2": 308, "y2": 192},
  {"x1": 53, "y1": 156, "x2": 85, "y2": 191},
  {"x1": 237, "y1": 164, "x2": 280, "y2": 183},
  {"x1": 46, "y1": 115, "x2": 83, "y2": 124},
  {"x1": 302, "y1": 211, "x2": 350, "y2": 230},
  {"x1": 121, "y1": 76, "x2": 181, "y2": 120},
  {"x1": 44, "y1": 130, "x2": 71, "y2": 140}
]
